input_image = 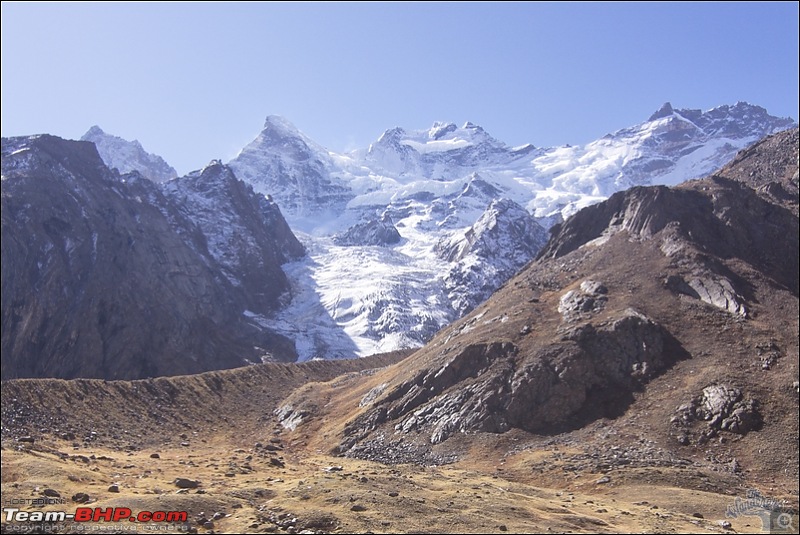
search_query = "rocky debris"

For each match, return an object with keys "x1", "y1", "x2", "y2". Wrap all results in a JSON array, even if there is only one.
[
  {"x1": 333, "y1": 216, "x2": 401, "y2": 246},
  {"x1": 755, "y1": 341, "x2": 782, "y2": 370},
  {"x1": 43, "y1": 489, "x2": 61, "y2": 498},
  {"x1": 295, "y1": 511, "x2": 338, "y2": 532},
  {"x1": 595, "y1": 476, "x2": 611, "y2": 485},
  {"x1": 344, "y1": 435, "x2": 458, "y2": 466},
  {"x1": 716, "y1": 127, "x2": 799, "y2": 214},
  {"x1": 174, "y1": 478, "x2": 200, "y2": 489},
  {"x1": 340, "y1": 310, "x2": 682, "y2": 450},
  {"x1": 519, "y1": 438, "x2": 697, "y2": 475},
  {"x1": 672, "y1": 385, "x2": 762, "y2": 443},
  {"x1": 71, "y1": 493, "x2": 90, "y2": 503},
  {"x1": 195, "y1": 512, "x2": 220, "y2": 530},
  {"x1": 107, "y1": 484, "x2": 120, "y2": 493},
  {"x1": 558, "y1": 279, "x2": 608, "y2": 320},
  {"x1": 250, "y1": 509, "x2": 335, "y2": 534},
  {"x1": 269, "y1": 457, "x2": 286, "y2": 468},
  {"x1": 150, "y1": 453, "x2": 160, "y2": 459},
  {"x1": 16, "y1": 436, "x2": 35, "y2": 444}
]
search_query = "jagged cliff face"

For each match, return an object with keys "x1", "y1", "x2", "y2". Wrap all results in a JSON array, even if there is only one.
[
  {"x1": 279, "y1": 128, "x2": 798, "y2": 463},
  {"x1": 437, "y1": 198, "x2": 549, "y2": 315},
  {"x1": 162, "y1": 161, "x2": 304, "y2": 316},
  {"x1": 1, "y1": 135, "x2": 303, "y2": 380}
]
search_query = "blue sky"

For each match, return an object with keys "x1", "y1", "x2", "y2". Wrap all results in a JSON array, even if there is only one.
[{"x1": 2, "y1": 2, "x2": 798, "y2": 175}]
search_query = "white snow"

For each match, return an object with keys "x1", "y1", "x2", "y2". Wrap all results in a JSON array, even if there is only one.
[{"x1": 401, "y1": 137, "x2": 472, "y2": 153}]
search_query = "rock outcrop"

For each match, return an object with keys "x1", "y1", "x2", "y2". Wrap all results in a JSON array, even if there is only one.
[
  {"x1": 672, "y1": 384, "x2": 762, "y2": 445},
  {"x1": 163, "y1": 160, "x2": 304, "y2": 314},
  {"x1": 439, "y1": 198, "x2": 549, "y2": 315},
  {"x1": 333, "y1": 216, "x2": 402, "y2": 247},
  {"x1": 342, "y1": 309, "x2": 680, "y2": 447}
]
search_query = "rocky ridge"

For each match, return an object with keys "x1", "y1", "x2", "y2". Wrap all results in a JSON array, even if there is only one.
[{"x1": 1, "y1": 135, "x2": 303, "y2": 379}]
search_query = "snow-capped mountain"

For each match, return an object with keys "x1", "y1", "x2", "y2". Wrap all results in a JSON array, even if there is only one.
[
  {"x1": 222, "y1": 102, "x2": 794, "y2": 360},
  {"x1": 361, "y1": 121, "x2": 538, "y2": 180},
  {"x1": 81, "y1": 125, "x2": 177, "y2": 183},
  {"x1": 227, "y1": 116, "x2": 352, "y2": 229},
  {"x1": 76, "y1": 102, "x2": 794, "y2": 363}
]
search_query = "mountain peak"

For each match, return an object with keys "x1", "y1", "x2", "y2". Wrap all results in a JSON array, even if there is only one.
[
  {"x1": 429, "y1": 122, "x2": 458, "y2": 139},
  {"x1": 80, "y1": 126, "x2": 177, "y2": 183},
  {"x1": 462, "y1": 121, "x2": 484, "y2": 132},
  {"x1": 253, "y1": 115, "x2": 330, "y2": 156},
  {"x1": 263, "y1": 115, "x2": 301, "y2": 133},
  {"x1": 200, "y1": 159, "x2": 225, "y2": 172},
  {"x1": 648, "y1": 102, "x2": 675, "y2": 121},
  {"x1": 85, "y1": 125, "x2": 106, "y2": 137}
]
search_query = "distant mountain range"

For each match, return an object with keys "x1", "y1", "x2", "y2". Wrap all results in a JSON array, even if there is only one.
[
  {"x1": 221, "y1": 101, "x2": 795, "y2": 359},
  {"x1": 0, "y1": 102, "x2": 795, "y2": 378}
]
